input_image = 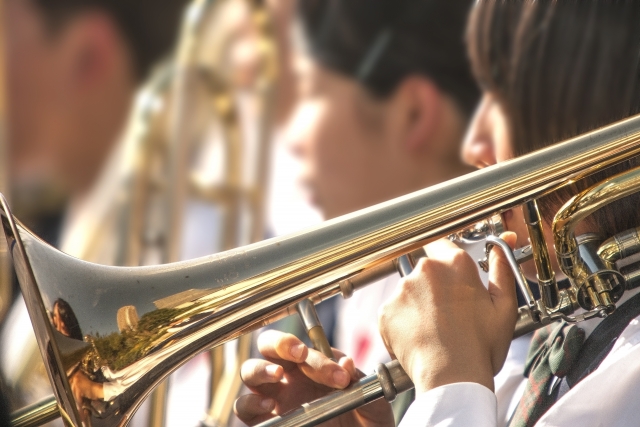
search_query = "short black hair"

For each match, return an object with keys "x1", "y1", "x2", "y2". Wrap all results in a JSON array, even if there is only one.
[
  {"x1": 297, "y1": 0, "x2": 480, "y2": 116},
  {"x1": 31, "y1": 0, "x2": 190, "y2": 81}
]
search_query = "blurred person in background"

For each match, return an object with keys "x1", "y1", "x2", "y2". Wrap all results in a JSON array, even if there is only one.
[
  {"x1": 286, "y1": 0, "x2": 478, "y2": 376},
  {"x1": 6, "y1": 0, "x2": 187, "y2": 242},
  {"x1": 1, "y1": 0, "x2": 189, "y2": 419}
]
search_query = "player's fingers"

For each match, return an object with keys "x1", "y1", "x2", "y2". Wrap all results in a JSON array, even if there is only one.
[
  {"x1": 298, "y1": 348, "x2": 351, "y2": 389},
  {"x1": 257, "y1": 330, "x2": 308, "y2": 365},
  {"x1": 240, "y1": 358, "x2": 284, "y2": 388},
  {"x1": 487, "y1": 232, "x2": 518, "y2": 315},
  {"x1": 234, "y1": 394, "x2": 276, "y2": 425}
]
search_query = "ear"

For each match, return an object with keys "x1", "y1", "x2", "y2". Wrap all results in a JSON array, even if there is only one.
[
  {"x1": 58, "y1": 12, "x2": 124, "y2": 92},
  {"x1": 391, "y1": 77, "x2": 442, "y2": 153}
]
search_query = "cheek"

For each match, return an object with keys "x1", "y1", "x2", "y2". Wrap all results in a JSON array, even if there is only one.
[
  {"x1": 290, "y1": 100, "x2": 352, "y2": 173},
  {"x1": 490, "y1": 104, "x2": 514, "y2": 162},
  {"x1": 493, "y1": 128, "x2": 513, "y2": 162},
  {"x1": 7, "y1": 45, "x2": 59, "y2": 165}
]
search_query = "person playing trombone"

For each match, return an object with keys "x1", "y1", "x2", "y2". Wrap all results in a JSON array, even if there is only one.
[{"x1": 235, "y1": 1, "x2": 640, "y2": 426}]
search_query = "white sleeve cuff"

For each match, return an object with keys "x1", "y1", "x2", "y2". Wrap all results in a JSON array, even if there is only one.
[
  {"x1": 398, "y1": 382, "x2": 497, "y2": 427},
  {"x1": 102, "y1": 381, "x2": 123, "y2": 402}
]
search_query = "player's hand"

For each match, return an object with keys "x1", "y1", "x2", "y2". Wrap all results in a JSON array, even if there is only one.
[
  {"x1": 69, "y1": 371, "x2": 104, "y2": 423},
  {"x1": 379, "y1": 232, "x2": 518, "y2": 394},
  {"x1": 234, "y1": 330, "x2": 394, "y2": 426}
]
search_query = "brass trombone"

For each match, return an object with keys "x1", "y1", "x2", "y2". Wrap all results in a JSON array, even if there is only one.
[{"x1": 5, "y1": 113, "x2": 640, "y2": 427}]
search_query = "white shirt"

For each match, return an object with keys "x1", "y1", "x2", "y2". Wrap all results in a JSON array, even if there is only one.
[
  {"x1": 399, "y1": 301, "x2": 640, "y2": 427},
  {"x1": 336, "y1": 275, "x2": 398, "y2": 373}
]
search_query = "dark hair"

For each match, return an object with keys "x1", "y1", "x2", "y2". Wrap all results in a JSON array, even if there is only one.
[
  {"x1": 53, "y1": 298, "x2": 83, "y2": 341},
  {"x1": 297, "y1": 0, "x2": 480, "y2": 116},
  {"x1": 31, "y1": 0, "x2": 190, "y2": 81},
  {"x1": 468, "y1": 0, "x2": 640, "y2": 238}
]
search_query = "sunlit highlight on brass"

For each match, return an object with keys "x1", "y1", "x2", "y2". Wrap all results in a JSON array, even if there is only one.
[{"x1": 552, "y1": 166, "x2": 640, "y2": 312}]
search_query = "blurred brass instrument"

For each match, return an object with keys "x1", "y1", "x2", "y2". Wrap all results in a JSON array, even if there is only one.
[
  {"x1": 5, "y1": 113, "x2": 640, "y2": 426},
  {"x1": 118, "y1": 1, "x2": 276, "y2": 426},
  {"x1": 4, "y1": 0, "x2": 277, "y2": 425}
]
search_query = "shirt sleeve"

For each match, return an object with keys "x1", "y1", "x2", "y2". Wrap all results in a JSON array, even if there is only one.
[
  {"x1": 398, "y1": 382, "x2": 497, "y2": 427},
  {"x1": 102, "y1": 381, "x2": 125, "y2": 402}
]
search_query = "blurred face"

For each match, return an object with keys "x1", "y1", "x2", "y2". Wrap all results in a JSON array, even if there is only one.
[
  {"x1": 286, "y1": 54, "x2": 395, "y2": 219},
  {"x1": 6, "y1": 0, "x2": 134, "y2": 197},
  {"x1": 6, "y1": 0, "x2": 69, "y2": 184}
]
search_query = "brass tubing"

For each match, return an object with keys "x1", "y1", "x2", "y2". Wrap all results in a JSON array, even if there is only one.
[
  {"x1": 553, "y1": 166, "x2": 640, "y2": 310},
  {"x1": 209, "y1": 345, "x2": 225, "y2": 405},
  {"x1": 393, "y1": 248, "x2": 426, "y2": 277},
  {"x1": 261, "y1": 248, "x2": 425, "y2": 427},
  {"x1": 554, "y1": 167, "x2": 640, "y2": 277},
  {"x1": 10, "y1": 396, "x2": 59, "y2": 427},
  {"x1": 523, "y1": 200, "x2": 558, "y2": 309},
  {"x1": 598, "y1": 226, "x2": 640, "y2": 267},
  {"x1": 307, "y1": 326, "x2": 335, "y2": 359},
  {"x1": 148, "y1": 381, "x2": 169, "y2": 427},
  {"x1": 622, "y1": 262, "x2": 640, "y2": 289},
  {"x1": 337, "y1": 260, "x2": 398, "y2": 299},
  {"x1": 301, "y1": 247, "x2": 429, "y2": 359},
  {"x1": 203, "y1": 334, "x2": 253, "y2": 427},
  {"x1": 255, "y1": 360, "x2": 413, "y2": 427},
  {"x1": 296, "y1": 299, "x2": 334, "y2": 359}
]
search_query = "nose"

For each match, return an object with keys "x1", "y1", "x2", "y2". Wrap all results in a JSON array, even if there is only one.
[{"x1": 461, "y1": 95, "x2": 498, "y2": 169}]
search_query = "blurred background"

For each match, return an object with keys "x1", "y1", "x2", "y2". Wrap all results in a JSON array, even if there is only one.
[{"x1": 0, "y1": 0, "x2": 480, "y2": 426}]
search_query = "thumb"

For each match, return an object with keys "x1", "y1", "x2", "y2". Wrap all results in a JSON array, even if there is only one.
[{"x1": 487, "y1": 231, "x2": 518, "y2": 314}]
